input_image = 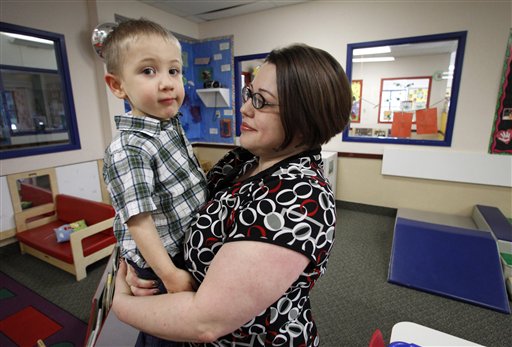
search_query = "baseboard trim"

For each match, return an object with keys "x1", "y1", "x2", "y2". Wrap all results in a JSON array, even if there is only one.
[
  {"x1": 0, "y1": 237, "x2": 17, "y2": 247},
  {"x1": 336, "y1": 200, "x2": 397, "y2": 217}
]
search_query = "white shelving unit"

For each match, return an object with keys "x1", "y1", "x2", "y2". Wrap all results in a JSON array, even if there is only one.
[
  {"x1": 196, "y1": 88, "x2": 230, "y2": 108},
  {"x1": 321, "y1": 151, "x2": 338, "y2": 195}
]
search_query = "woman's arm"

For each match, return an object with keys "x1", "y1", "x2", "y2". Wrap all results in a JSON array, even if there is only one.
[{"x1": 112, "y1": 240, "x2": 310, "y2": 343}]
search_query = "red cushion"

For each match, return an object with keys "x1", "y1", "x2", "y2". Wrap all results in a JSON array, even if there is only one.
[
  {"x1": 56, "y1": 194, "x2": 115, "y2": 237},
  {"x1": 16, "y1": 220, "x2": 116, "y2": 264}
]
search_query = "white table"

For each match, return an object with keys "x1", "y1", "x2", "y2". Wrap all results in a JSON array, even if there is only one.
[{"x1": 390, "y1": 321, "x2": 484, "y2": 347}]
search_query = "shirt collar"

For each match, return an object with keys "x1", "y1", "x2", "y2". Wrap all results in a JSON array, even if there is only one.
[{"x1": 114, "y1": 111, "x2": 179, "y2": 136}]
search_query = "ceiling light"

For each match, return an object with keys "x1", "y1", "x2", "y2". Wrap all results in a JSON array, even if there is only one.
[
  {"x1": 353, "y1": 57, "x2": 395, "y2": 63},
  {"x1": 2, "y1": 32, "x2": 53, "y2": 45},
  {"x1": 353, "y1": 46, "x2": 391, "y2": 56}
]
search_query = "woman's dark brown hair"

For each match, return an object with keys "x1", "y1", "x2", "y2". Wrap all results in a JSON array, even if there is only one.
[{"x1": 265, "y1": 44, "x2": 352, "y2": 149}]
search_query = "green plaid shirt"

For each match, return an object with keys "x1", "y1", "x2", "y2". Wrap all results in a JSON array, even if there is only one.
[{"x1": 103, "y1": 112, "x2": 207, "y2": 268}]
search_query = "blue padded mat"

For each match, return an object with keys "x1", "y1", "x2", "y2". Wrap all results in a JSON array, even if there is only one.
[
  {"x1": 476, "y1": 204, "x2": 512, "y2": 242},
  {"x1": 388, "y1": 216, "x2": 510, "y2": 314}
]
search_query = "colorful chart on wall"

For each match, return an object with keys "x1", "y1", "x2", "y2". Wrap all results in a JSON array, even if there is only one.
[
  {"x1": 489, "y1": 28, "x2": 512, "y2": 154},
  {"x1": 350, "y1": 80, "x2": 362, "y2": 123}
]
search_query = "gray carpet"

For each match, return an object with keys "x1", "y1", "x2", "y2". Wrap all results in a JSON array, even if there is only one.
[
  {"x1": 0, "y1": 242, "x2": 108, "y2": 323},
  {"x1": 1, "y1": 203, "x2": 511, "y2": 346}
]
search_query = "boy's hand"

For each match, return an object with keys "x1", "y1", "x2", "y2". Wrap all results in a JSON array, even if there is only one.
[
  {"x1": 163, "y1": 269, "x2": 197, "y2": 293},
  {"x1": 126, "y1": 262, "x2": 160, "y2": 296}
]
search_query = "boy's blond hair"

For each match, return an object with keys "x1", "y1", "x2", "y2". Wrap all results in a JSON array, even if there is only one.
[{"x1": 102, "y1": 18, "x2": 181, "y2": 75}]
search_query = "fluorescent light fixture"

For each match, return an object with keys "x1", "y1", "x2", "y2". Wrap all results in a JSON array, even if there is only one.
[
  {"x1": 2, "y1": 32, "x2": 53, "y2": 45},
  {"x1": 353, "y1": 46, "x2": 391, "y2": 56},
  {"x1": 353, "y1": 57, "x2": 395, "y2": 63}
]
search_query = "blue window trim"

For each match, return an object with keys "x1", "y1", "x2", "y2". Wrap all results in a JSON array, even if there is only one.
[{"x1": 342, "y1": 31, "x2": 467, "y2": 147}]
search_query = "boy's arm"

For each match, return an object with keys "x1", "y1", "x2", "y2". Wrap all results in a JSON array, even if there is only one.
[{"x1": 127, "y1": 212, "x2": 195, "y2": 292}]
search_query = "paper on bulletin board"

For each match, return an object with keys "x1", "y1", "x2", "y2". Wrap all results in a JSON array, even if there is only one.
[
  {"x1": 416, "y1": 108, "x2": 438, "y2": 134},
  {"x1": 391, "y1": 112, "x2": 413, "y2": 138}
]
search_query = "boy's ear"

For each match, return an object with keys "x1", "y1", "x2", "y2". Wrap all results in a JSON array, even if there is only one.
[{"x1": 105, "y1": 73, "x2": 126, "y2": 99}]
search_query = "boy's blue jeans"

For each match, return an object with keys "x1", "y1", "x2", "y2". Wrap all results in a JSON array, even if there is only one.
[{"x1": 127, "y1": 252, "x2": 188, "y2": 347}]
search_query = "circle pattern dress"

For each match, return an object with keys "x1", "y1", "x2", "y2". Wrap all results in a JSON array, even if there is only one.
[{"x1": 184, "y1": 147, "x2": 336, "y2": 347}]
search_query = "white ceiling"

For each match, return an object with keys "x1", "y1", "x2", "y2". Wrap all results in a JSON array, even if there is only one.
[{"x1": 139, "y1": 0, "x2": 312, "y2": 23}]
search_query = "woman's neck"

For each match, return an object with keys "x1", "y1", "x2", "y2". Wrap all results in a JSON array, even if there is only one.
[{"x1": 254, "y1": 144, "x2": 309, "y2": 174}]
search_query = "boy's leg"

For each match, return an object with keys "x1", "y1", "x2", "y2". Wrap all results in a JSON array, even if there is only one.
[
  {"x1": 135, "y1": 331, "x2": 184, "y2": 347},
  {"x1": 126, "y1": 258, "x2": 187, "y2": 347}
]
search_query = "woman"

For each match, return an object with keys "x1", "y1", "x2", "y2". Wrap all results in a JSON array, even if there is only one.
[{"x1": 112, "y1": 43, "x2": 352, "y2": 346}]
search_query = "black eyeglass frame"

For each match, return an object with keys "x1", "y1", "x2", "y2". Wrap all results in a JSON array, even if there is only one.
[{"x1": 241, "y1": 86, "x2": 279, "y2": 110}]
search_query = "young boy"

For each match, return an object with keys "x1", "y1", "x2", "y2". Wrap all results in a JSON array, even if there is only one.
[{"x1": 101, "y1": 18, "x2": 207, "y2": 294}]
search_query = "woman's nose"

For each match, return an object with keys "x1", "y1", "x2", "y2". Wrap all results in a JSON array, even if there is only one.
[
  {"x1": 240, "y1": 98, "x2": 255, "y2": 117},
  {"x1": 240, "y1": 97, "x2": 254, "y2": 117}
]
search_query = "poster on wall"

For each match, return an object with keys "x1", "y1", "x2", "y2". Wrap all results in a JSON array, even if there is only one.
[{"x1": 489, "y1": 28, "x2": 512, "y2": 154}]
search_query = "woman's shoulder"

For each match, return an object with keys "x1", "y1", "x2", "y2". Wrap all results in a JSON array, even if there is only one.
[{"x1": 270, "y1": 149, "x2": 328, "y2": 183}]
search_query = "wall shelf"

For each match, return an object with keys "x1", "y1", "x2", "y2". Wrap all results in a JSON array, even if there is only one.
[{"x1": 196, "y1": 88, "x2": 230, "y2": 108}]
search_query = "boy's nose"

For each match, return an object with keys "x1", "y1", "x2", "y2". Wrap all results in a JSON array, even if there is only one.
[{"x1": 159, "y1": 75, "x2": 175, "y2": 90}]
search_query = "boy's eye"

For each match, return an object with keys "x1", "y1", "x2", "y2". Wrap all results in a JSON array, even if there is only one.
[
  {"x1": 169, "y1": 68, "x2": 181, "y2": 76},
  {"x1": 142, "y1": 67, "x2": 156, "y2": 75}
]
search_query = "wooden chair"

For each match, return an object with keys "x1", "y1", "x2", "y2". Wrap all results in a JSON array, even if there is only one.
[{"x1": 14, "y1": 194, "x2": 116, "y2": 281}]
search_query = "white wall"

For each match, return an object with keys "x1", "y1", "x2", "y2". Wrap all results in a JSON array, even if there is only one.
[{"x1": 197, "y1": 1, "x2": 510, "y2": 155}]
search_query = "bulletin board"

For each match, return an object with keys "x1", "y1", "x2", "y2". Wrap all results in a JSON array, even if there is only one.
[{"x1": 489, "y1": 28, "x2": 512, "y2": 155}]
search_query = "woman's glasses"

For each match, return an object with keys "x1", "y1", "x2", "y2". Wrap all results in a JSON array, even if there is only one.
[{"x1": 241, "y1": 86, "x2": 279, "y2": 110}]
